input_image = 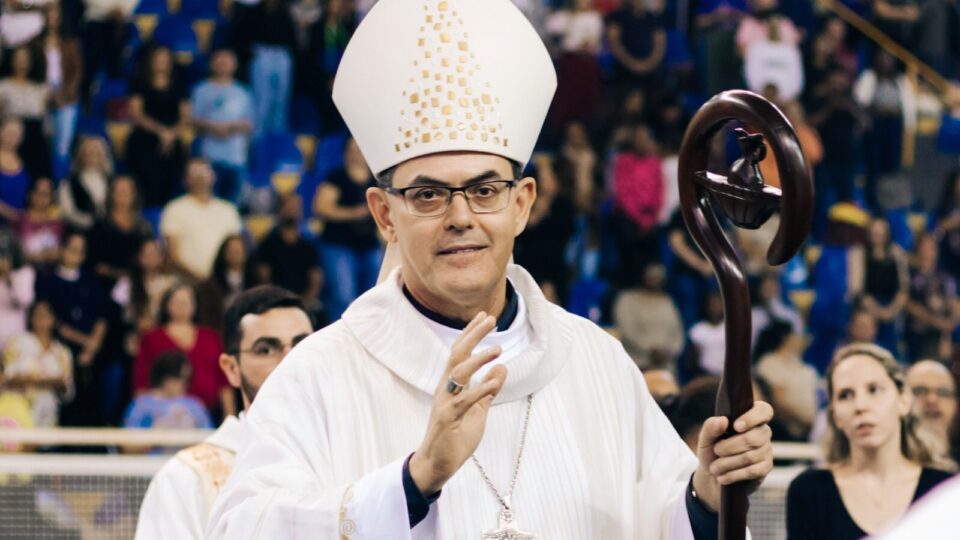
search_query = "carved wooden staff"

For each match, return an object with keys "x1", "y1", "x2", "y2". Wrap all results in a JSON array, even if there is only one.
[{"x1": 677, "y1": 90, "x2": 813, "y2": 540}]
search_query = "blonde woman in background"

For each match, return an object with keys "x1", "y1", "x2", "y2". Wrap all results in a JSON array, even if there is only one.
[{"x1": 786, "y1": 344, "x2": 954, "y2": 539}]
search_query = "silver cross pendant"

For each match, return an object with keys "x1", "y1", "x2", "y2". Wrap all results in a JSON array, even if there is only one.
[{"x1": 481, "y1": 509, "x2": 536, "y2": 540}]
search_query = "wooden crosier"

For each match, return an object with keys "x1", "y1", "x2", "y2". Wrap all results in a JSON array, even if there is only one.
[{"x1": 677, "y1": 90, "x2": 813, "y2": 540}]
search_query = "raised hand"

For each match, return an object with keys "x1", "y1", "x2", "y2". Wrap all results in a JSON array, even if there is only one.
[{"x1": 409, "y1": 312, "x2": 507, "y2": 495}]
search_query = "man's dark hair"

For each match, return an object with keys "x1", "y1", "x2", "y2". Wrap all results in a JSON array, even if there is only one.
[
  {"x1": 223, "y1": 285, "x2": 309, "y2": 356},
  {"x1": 376, "y1": 159, "x2": 525, "y2": 187},
  {"x1": 156, "y1": 282, "x2": 198, "y2": 326},
  {"x1": 668, "y1": 376, "x2": 720, "y2": 442},
  {"x1": 150, "y1": 351, "x2": 190, "y2": 388}
]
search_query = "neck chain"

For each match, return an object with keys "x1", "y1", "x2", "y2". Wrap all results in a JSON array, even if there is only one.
[{"x1": 472, "y1": 394, "x2": 537, "y2": 539}]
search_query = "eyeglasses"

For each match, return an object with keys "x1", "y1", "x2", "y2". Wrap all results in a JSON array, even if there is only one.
[
  {"x1": 239, "y1": 335, "x2": 308, "y2": 359},
  {"x1": 911, "y1": 386, "x2": 957, "y2": 400},
  {"x1": 382, "y1": 179, "x2": 519, "y2": 218}
]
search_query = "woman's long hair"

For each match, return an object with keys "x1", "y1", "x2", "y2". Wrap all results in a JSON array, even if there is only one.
[{"x1": 824, "y1": 343, "x2": 947, "y2": 469}]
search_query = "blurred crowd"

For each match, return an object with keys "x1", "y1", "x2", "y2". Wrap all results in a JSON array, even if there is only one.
[{"x1": 0, "y1": 0, "x2": 956, "y2": 472}]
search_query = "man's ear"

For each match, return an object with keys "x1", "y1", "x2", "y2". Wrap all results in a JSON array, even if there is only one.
[
  {"x1": 219, "y1": 353, "x2": 241, "y2": 390},
  {"x1": 366, "y1": 187, "x2": 397, "y2": 243},
  {"x1": 512, "y1": 176, "x2": 537, "y2": 236}
]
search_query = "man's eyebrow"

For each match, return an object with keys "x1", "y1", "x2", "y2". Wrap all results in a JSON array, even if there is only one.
[{"x1": 407, "y1": 170, "x2": 503, "y2": 187}]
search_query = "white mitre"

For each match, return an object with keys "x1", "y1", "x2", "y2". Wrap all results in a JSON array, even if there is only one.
[{"x1": 332, "y1": 0, "x2": 557, "y2": 176}]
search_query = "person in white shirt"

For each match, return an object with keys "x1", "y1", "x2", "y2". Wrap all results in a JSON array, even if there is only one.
[
  {"x1": 159, "y1": 158, "x2": 242, "y2": 281},
  {"x1": 208, "y1": 1, "x2": 775, "y2": 538},
  {"x1": 134, "y1": 285, "x2": 314, "y2": 539}
]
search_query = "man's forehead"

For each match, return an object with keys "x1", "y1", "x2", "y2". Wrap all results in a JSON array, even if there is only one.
[
  {"x1": 239, "y1": 308, "x2": 312, "y2": 341},
  {"x1": 907, "y1": 362, "x2": 956, "y2": 387},
  {"x1": 392, "y1": 152, "x2": 514, "y2": 186}
]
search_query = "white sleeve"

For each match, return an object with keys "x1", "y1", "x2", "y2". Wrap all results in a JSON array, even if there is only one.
[
  {"x1": 206, "y1": 355, "x2": 413, "y2": 539},
  {"x1": 135, "y1": 459, "x2": 206, "y2": 540}
]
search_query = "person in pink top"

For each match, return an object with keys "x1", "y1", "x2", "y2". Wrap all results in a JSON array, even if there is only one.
[{"x1": 612, "y1": 123, "x2": 663, "y2": 285}]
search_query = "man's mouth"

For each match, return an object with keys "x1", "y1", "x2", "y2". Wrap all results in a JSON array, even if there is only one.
[{"x1": 437, "y1": 245, "x2": 486, "y2": 255}]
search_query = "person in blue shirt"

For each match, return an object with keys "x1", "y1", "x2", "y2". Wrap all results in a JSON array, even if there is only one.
[
  {"x1": 123, "y1": 350, "x2": 212, "y2": 434},
  {"x1": 191, "y1": 49, "x2": 255, "y2": 205}
]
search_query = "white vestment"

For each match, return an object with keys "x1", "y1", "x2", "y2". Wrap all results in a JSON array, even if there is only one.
[
  {"x1": 208, "y1": 265, "x2": 700, "y2": 539},
  {"x1": 135, "y1": 415, "x2": 244, "y2": 539}
]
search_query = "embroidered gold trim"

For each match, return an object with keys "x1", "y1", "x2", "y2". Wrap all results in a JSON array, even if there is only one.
[{"x1": 339, "y1": 485, "x2": 356, "y2": 539}]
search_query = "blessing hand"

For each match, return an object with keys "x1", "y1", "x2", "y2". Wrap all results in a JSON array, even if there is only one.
[
  {"x1": 409, "y1": 312, "x2": 507, "y2": 495},
  {"x1": 692, "y1": 401, "x2": 774, "y2": 512}
]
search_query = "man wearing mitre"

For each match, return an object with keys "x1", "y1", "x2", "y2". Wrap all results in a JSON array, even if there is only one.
[{"x1": 207, "y1": 0, "x2": 775, "y2": 538}]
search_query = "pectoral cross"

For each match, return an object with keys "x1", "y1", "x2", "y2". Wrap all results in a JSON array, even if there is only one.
[{"x1": 481, "y1": 509, "x2": 536, "y2": 540}]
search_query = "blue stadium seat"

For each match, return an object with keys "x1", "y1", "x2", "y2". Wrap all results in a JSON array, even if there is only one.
[
  {"x1": 252, "y1": 133, "x2": 304, "y2": 173},
  {"x1": 885, "y1": 208, "x2": 914, "y2": 253},
  {"x1": 153, "y1": 16, "x2": 199, "y2": 58},
  {"x1": 313, "y1": 133, "x2": 347, "y2": 178},
  {"x1": 664, "y1": 29, "x2": 692, "y2": 68},
  {"x1": 290, "y1": 96, "x2": 321, "y2": 136},
  {"x1": 134, "y1": 0, "x2": 168, "y2": 15},
  {"x1": 180, "y1": 0, "x2": 221, "y2": 18}
]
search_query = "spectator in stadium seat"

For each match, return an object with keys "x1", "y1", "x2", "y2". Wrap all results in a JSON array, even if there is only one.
[
  {"x1": 605, "y1": 0, "x2": 666, "y2": 99},
  {"x1": 34, "y1": 231, "x2": 107, "y2": 426},
  {"x1": 112, "y1": 239, "x2": 180, "y2": 357},
  {"x1": 786, "y1": 343, "x2": 953, "y2": 539},
  {"x1": 751, "y1": 271, "x2": 805, "y2": 346},
  {"x1": 848, "y1": 216, "x2": 910, "y2": 356},
  {"x1": 191, "y1": 49, "x2": 254, "y2": 204},
  {"x1": 738, "y1": 0, "x2": 804, "y2": 103},
  {"x1": 871, "y1": 0, "x2": 920, "y2": 48},
  {"x1": 303, "y1": 0, "x2": 357, "y2": 134},
  {"x1": 41, "y1": 2, "x2": 83, "y2": 180},
  {"x1": 0, "y1": 119, "x2": 31, "y2": 223},
  {"x1": 133, "y1": 283, "x2": 235, "y2": 419},
  {"x1": 847, "y1": 307, "x2": 880, "y2": 346},
  {"x1": 1, "y1": 300, "x2": 73, "y2": 428},
  {"x1": 754, "y1": 320, "x2": 818, "y2": 441},
  {"x1": 667, "y1": 207, "x2": 716, "y2": 330},
  {"x1": 253, "y1": 195, "x2": 323, "y2": 307},
  {"x1": 234, "y1": 0, "x2": 296, "y2": 136},
  {"x1": 57, "y1": 135, "x2": 112, "y2": 231},
  {"x1": 611, "y1": 123, "x2": 663, "y2": 286},
  {"x1": 694, "y1": 0, "x2": 748, "y2": 95},
  {"x1": 804, "y1": 17, "x2": 858, "y2": 103},
  {"x1": 613, "y1": 263, "x2": 684, "y2": 372},
  {"x1": 126, "y1": 46, "x2": 189, "y2": 209},
  {"x1": 934, "y1": 169, "x2": 960, "y2": 283},
  {"x1": 689, "y1": 290, "x2": 727, "y2": 377},
  {"x1": 123, "y1": 350, "x2": 212, "y2": 434},
  {"x1": 906, "y1": 360, "x2": 958, "y2": 467},
  {"x1": 87, "y1": 175, "x2": 153, "y2": 293},
  {"x1": 160, "y1": 158, "x2": 242, "y2": 281},
  {"x1": 15, "y1": 178, "x2": 62, "y2": 268},
  {"x1": 80, "y1": 0, "x2": 137, "y2": 106},
  {"x1": 808, "y1": 67, "x2": 865, "y2": 241},
  {"x1": 313, "y1": 138, "x2": 380, "y2": 320},
  {"x1": 0, "y1": 45, "x2": 52, "y2": 182},
  {"x1": 854, "y1": 51, "x2": 916, "y2": 209},
  {"x1": 544, "y1": 0, "x2": 604, "y2": 137},
  {"x1": 513, "y1": 154, "x2": 576, "y2": 306},
  {"x1": 0, "y1": 231, "x2": 34, "y2": 351},
  {"x1": 197, "y1": 234, "x2": 253, "y2": 336},
  {"x1": 905, "y1": 234, "x2": 958, "y2": 362}
]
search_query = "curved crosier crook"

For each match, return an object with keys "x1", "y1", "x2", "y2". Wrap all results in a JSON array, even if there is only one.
[{"x1": 677, "y1": 90, "x2": 813, "y2": 540}]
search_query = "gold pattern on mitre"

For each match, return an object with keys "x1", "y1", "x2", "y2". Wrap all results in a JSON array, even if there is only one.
[{"x1": 396, "y1": 0, "x2": 505, "y2": 153}]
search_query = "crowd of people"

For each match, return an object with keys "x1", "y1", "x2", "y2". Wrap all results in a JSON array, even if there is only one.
[{"x1": 0, "y1": 0, "x2": 956, "y2": 516}]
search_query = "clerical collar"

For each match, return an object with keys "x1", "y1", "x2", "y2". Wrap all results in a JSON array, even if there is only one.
[{"x1": 402, "y1": 282, "x2": 519, "y2": 332}]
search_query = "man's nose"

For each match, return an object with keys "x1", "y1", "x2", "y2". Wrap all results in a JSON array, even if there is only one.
[{"x1": 443, "y1": 192, "x2": 474, "y2": 229}]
